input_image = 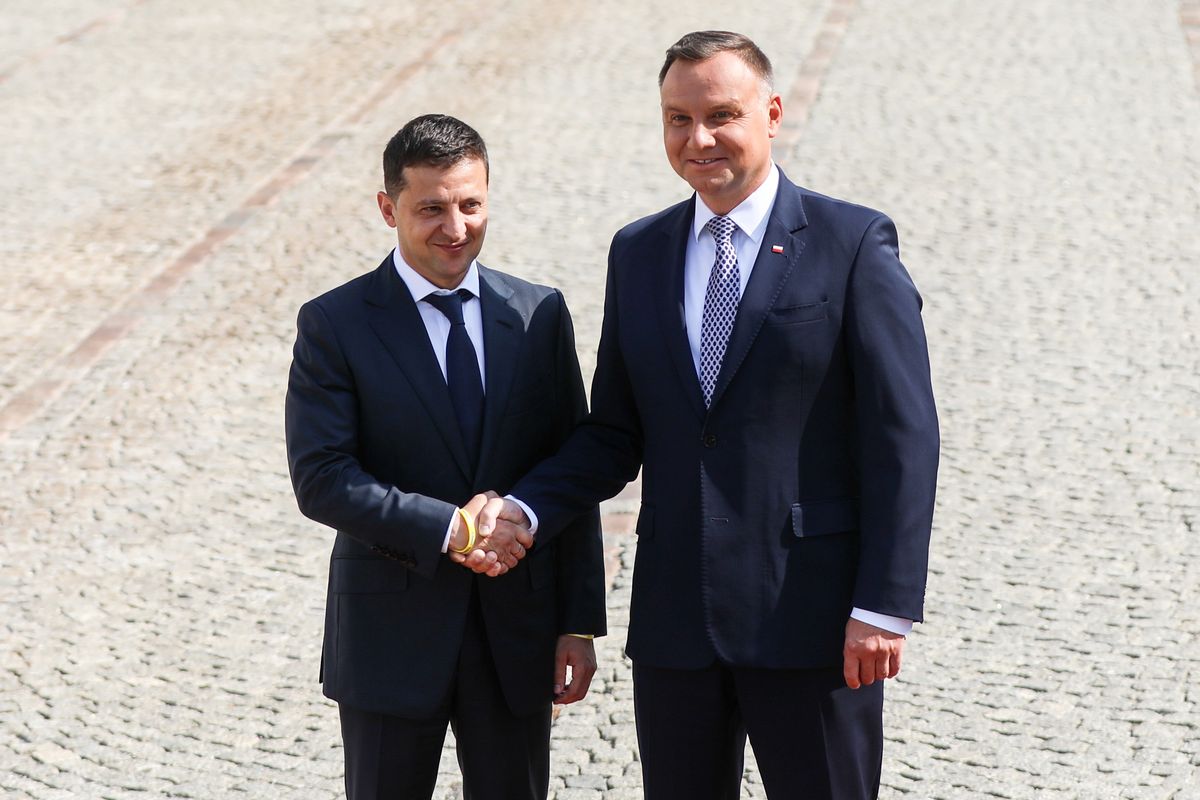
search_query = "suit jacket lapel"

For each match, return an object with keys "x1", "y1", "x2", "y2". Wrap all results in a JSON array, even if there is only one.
[
  {"x1": 708, "y1": 174, "x2": 810, "y2": 410},
  {"x1": 473, "y1": 266, "x2": 522, "y2": 484},
  {"x1": 364, "y1": 257, "x2": 474, "y2": 482},
  {"x1": 655, "y1": 200, "x2": 708, "y2": 421}
]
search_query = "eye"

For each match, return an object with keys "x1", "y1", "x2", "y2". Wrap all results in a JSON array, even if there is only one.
[
  {"x1": 668, "y1": 114, "x2": 690, "y2": 125},
  {"x1": 712, "y1": 110, "x2": 733, "y2": 121},
  {"x1": 421, "y1": 206, "x2": 441, "y2": 215}
]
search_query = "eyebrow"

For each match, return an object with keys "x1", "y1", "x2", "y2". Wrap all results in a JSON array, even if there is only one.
[
  {"x1": 662, "y1": 101, "x2": 740, "y2": 114},
  {"x1": 414, "y1": 196, "x2": 483, "y2": 206}
]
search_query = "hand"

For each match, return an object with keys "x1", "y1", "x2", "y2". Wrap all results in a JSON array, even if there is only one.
[
  {"x1": 842, "y1": 618, "x2": 905, "y2": 689},
  {"x1": 553, "y1": 636, "x2": 597, "y2": 705},
  {"x1": 449, "y1": 492, "x2": 532, "y2": 577},
  {"x1": 476, "y1": 496, "x2": 531, "y2": 541},
  {"x1": 468, "y1": 496, "x2": 533, "y2": 577}
]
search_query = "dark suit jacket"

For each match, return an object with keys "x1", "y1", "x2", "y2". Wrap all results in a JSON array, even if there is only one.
[
  {"x1": 285, "y1": 255, "x2": 605, "y2": 718},
  {"x1": 513, "y1": 170, "x2": 938, "y2": 671}
]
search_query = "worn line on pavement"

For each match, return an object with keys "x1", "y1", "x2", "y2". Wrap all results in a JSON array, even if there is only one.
[
  {"x1": 0, "y1": 0, "x2": 152, "y2": 86},
  {"x1": 1183, "y1": 1, "x2": 1200, "y2": 91},
  {"x1": 0, "y1": 30, "x2": 459, "y2": 440},
  {"x1": 775, "y1": 0, "x2": 860, "y2": 154}
]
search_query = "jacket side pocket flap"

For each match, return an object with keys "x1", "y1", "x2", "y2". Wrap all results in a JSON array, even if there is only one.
[
  {"x1": 791, "y1": 498, "x2": 858, "y2": 538},
  {"x1": 330, "y1": 557, "x2": 409, "y2": 593}
]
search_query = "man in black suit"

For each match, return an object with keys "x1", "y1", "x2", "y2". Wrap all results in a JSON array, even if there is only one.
[
  {"x1": 285, "y1": 114, "x2": 605, "y2": 800},
  {"x1": 478, "y1": 32, "x2": 939, "y2": 799}
]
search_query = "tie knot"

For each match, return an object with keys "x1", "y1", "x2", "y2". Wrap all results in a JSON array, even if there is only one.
[
  {"x1": 705, "y1": 215, "x2": 737, "y2": 244},
  {"x1": 424, "y1": 288, "x2": 473, "y2": 325}
]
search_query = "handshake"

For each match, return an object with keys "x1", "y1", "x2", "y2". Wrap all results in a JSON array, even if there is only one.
[{"x1": 447, "y1": 492, "x2": 533, "y2": 577}]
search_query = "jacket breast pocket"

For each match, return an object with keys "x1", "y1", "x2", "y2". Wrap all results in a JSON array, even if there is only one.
[
  {"x1": 329, "y1": 556, "x2": 409, "y2": 593},
  {"x1": 769, "y1": 301, "x2": 828, "y2": 326},
  {"x1": 790, "y1": 497, "x2": 858, "y2": 538}
]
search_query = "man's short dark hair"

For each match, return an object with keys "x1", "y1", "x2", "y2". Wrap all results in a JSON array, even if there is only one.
[
  {"x1": 658, "y1": 30, "x2": 774, "y2": 89},
  {"x1": 382, "y1": 114, "x2": 489, "y2": 197}
]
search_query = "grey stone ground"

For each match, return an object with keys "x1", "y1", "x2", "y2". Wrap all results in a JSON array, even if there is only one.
[{"x1": 1, "y1": 1, "x2": 1197, "y2": 797}]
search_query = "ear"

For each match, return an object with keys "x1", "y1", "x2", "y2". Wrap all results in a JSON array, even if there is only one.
[
  {"x1": 377, "y1": 191, "x2": 398, "y2": 228},
  {"x1": 766, "y1": 92, "x2": 783, "y2": 138}
]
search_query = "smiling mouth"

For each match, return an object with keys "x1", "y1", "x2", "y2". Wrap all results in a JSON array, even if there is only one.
[{"x1": 690, "y1": 158, "x2": 724, "y2": 165}]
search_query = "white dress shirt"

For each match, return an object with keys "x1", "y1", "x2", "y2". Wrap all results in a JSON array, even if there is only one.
[{"x1": 392, "y1": 249, "x2": 486, "y2": 552}]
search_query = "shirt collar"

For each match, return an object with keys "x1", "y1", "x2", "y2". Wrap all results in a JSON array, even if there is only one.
[
  {"x1": 392, "y1": 248, "x2": 481, "y2": 302},
  {"x1": 692, "y1": 163, "x2": 780, "y2": 246}
]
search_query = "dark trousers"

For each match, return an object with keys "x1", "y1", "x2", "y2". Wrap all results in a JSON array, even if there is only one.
[
  {"x1": 633, "y1": 660, "x2": 884, "y2": 800},
  {"x1": 338, "y1": 588, "x2": 552, "y2": 800}
]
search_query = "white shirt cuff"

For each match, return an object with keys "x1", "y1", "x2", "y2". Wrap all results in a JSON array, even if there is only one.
[
  {"x1": 850, "y1": 608, "x2": 913, "y2": 636},
  {"x1": 441, "y1": 511, "x2": 455, "y2": 553},
  {"x1": 506, "y1": 495, "x2": 538, "y2": 537}
]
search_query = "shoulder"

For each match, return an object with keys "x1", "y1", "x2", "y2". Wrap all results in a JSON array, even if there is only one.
[
  {"x1": 789, "y1": 181, "x2": 894, "y2": 237},
  {"x1": 610, "y1": 197, "x2": 692, "y2": 257},
  {"x1": 478, "y1": 264, "x2": 564, "y2": 318},
  {"x1": 479, "y1": 264, "x2": 558, "y2": 303},
  {"x1": 301, "y1": 264, "x2": 381, "y2": 319}
]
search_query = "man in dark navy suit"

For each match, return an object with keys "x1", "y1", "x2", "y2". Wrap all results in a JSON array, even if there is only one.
[
  {"x1": 478, "y1": 32, "x2": 939, "y2": 799},
  {"x1": 285, "y1": 115, "x2": 605, "y2": 800}
]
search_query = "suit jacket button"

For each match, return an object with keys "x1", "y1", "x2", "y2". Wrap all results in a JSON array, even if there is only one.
[{"x1": 703, "y1": 433, "x2": 718, "y2": 448}]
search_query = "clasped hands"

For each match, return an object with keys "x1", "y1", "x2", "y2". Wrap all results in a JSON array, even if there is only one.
[{"x1": 447, "y1": 492, "x2": 532, "y2": 577}]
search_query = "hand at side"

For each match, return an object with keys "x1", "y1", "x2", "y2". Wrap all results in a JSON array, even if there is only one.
[
  {"x1": 842, "y1": 617, "x2": 905, "y2": 689},
  {"x1": 553, "y1": 635, "x2": 597, "y2": 705}
]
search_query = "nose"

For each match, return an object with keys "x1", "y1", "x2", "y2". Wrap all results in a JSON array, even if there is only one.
[
  {"x1": 442, "y1": 208, "x2": 468, "y2": 241},
  {"x1": 688, "y1": 122, "x2": 716, "y2": 149}
]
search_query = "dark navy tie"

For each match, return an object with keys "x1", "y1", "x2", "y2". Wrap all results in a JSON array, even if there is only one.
[{"x1": 424, "y1": 289, "x2": 484, "y2": 466}]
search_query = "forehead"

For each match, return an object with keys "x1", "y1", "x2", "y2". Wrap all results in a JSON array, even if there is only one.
[
  {"x1": 660, "y1": 52, "x2": 760, "y2": 106},
  {"x1": 399, "y1": 157, "x2": 488, "y2": 198}
]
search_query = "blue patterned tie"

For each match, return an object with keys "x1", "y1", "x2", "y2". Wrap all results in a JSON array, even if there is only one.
[
  {"x1": 424, "y1": 289, "x2": 485, "y2": 466},
  {"x1": 700, "y1": 215, "x2": 741, "y2": 407}
]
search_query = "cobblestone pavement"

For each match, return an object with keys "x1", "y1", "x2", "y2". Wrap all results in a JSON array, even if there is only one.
[{"x1": 1, "y1": 1, "x2": 1197, "y2": 797}]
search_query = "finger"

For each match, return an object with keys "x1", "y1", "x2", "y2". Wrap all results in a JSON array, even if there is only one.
[
  {"x1": 484, "y1": 490, "x2": 500, "y2": 500},
  {"x1": 510, "y1": 543, "x2": 526, "y2": 560},
  {"x1": 889, "y1": 646, "x2": 903, "y2": 679},
  {"x1": 463, "y1": 549, "x2": 488, "y2": 571},
  {"x1": 476, "y1": 497, "x2": 505, "y2": 536},
  {"x1": 462, "y1": 492, "x2": 490, "y2": 518},
  {"x1": 448, "y1": 551, "x2": 466, "y2": 564},
  {"x1": 874, "y1": 655, "x2": 890, "y2": 684},
  {"x1": 486, "y1": 561, "x2": 506, "y2": 578},
  {"x1": 559, "y1": 660, "x2": 595, "y2": 705},
  {"x1": 843, "y1": 652, "x2": 861, "y2": 689},
  {"x1": 514, "y1": 524, "x2": 534, "y2": 549}
]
